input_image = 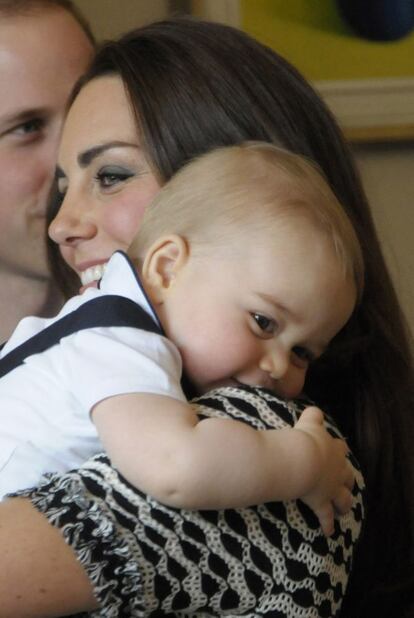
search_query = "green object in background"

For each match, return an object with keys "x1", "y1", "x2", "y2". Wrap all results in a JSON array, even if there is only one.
[{"x1": 240, "y1": 0, "x2": 414, "y2": 81}]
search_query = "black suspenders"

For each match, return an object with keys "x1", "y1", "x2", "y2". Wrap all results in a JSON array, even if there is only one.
[{"x1": 0, "y1": 295, "x2": 195, "y2": 399}]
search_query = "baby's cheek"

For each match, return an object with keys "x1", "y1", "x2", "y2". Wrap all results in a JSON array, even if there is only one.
[{"x1": 182, "y1": 342, "x2": 235, "y2": 390}]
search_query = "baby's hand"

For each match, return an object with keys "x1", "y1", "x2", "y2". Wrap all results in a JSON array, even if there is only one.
[{"x1": 294, "y1": 406, "x2": 355, "y2": 536}]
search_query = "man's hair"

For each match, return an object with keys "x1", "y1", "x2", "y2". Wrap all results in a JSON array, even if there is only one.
[
  {"x1": 0, "y1": 0, "x2": 95, "y2": 44},
  {"x1": 130, "y1": 142, "x2": 364, "y2": 300}
]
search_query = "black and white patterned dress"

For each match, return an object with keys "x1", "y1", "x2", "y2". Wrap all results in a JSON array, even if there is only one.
[{"x1": 16, "y1": 386, "x2": 364, "y2": 617}]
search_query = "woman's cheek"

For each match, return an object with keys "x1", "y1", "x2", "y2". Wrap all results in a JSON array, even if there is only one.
[
  {"x1": 103, "y1": 198, "x2": 148, "y2": 246},
  {"x1": 107, "y1": 184, "x2": 160, "y2": 245}
]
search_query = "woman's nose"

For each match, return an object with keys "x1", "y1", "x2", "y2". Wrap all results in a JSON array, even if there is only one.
[{"x1": 48, "y1": 198, "x2": 97, "y2": 247}]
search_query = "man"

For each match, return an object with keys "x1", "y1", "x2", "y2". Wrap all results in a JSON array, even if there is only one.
[{"x1": 0, "y1": 0, "x2": 94, "y2": 341}]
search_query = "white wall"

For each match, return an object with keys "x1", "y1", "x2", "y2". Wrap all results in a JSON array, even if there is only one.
[{"x1": 353, "y1": 143, "x2": 414, "y2": 334}]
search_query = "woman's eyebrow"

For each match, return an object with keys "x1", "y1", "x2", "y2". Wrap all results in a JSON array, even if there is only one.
[{"x1": 77, "y1": 141, "x2": 139, "y2": 167}]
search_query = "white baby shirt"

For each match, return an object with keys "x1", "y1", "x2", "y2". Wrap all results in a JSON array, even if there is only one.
[{"x1": 0, "y1": 251, "x2": 185, "y2": 497}]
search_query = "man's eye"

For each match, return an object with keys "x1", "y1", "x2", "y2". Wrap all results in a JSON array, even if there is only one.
[
  {"x1": 251, "y1": 313, "x2": 276, "y2": 334},
  {"x1": 13, "y1": 118, "x2": 44, "y2": 136},
  {"x1": 292, "y1": 346, "x2": 314, "y2": 364}
]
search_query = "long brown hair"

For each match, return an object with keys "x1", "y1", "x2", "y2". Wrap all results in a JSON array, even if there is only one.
[{"x1": 49, "y1": 17, "x2": 414, "y2": 616}]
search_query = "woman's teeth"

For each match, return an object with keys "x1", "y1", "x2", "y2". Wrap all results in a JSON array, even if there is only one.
[{"x1": 80, "y1": 263, "x2": 107, "y2": 286}]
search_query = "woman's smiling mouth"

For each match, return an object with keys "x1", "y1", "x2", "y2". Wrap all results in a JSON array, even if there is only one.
[{"x1": 79, "y1": 262, "x2": 108, "y2": 287}]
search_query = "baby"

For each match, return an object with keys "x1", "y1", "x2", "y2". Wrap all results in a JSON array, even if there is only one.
[{"x1": 0, "y1": 142, "x2": 363, "y2": 535}]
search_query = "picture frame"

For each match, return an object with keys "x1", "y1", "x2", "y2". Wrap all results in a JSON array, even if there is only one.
[{"x1": 190, "y1": 0, "x2": 414, "y2": 143}]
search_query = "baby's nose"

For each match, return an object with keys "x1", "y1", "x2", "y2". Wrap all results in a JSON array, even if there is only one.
[{"x1": 259, "y1": 350, "x2": 290, "y2": 380}]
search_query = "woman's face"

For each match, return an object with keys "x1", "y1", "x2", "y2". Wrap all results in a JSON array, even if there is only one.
[{"x1": 48, "y1": 75, "x2": 160, "y2": 292}]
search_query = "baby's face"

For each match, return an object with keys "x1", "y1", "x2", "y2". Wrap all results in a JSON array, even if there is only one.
[{"x1": 156, "y1": 219, "x2": 357, "y2": 399}]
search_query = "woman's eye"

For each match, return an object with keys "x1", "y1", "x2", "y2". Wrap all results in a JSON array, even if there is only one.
[
  {"x1": 292, "y1": 346, "x2": 314, "y2": 364},
  {"x1": 251, "y1": 313, "x2": 276, "y2": 334},
  {"x1": 96, "y1": 167, "x2": 133, "y2": 188}
]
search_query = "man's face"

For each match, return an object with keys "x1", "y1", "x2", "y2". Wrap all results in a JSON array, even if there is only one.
[{"x1": 0, "y1": 8, "x2": 93, "y2": 280}]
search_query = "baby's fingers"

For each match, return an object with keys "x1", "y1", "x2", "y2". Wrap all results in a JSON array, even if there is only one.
[
  {"x1": 333, "y1": 486, "x2": 353, "y2": 515},
  {"x1": 334, "y1": 436, "x2": 350, "y2": 458},
  {"x1": 296, "y1": 406, "x2": 324, "y2": 428},
  {"x1": 315, "y1": 502, "x2": 335, "y2": 537},
  {"x1": 344, "y1": 459, "x2": 355, "y2": 491}
]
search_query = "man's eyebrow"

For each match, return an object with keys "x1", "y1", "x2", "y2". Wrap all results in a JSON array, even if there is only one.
[
  {"x1": 78, "y1": 141, "x2": 139, "y2": 167},
  {"x1": 0, "y1": 107, "x2": 48, "y2": 128}
]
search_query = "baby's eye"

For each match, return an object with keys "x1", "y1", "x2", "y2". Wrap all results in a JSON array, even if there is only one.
[
  {"x1": 251, "y1": 313, "x2": 277, "y2": 335},
  {"x1": 96, "y1": 167, "x2": 133, "y2": 188},
  {"x1": 292, "y1": 346, "x2": 314, "y2": 365}
]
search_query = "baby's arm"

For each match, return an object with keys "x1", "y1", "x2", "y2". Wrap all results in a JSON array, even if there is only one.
[{"x1": 93, "y1": 394, "x2": 353, "y2": 535}]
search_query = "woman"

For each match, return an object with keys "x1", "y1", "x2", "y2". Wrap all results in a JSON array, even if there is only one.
[{"x1": 1, "y1": 17, "x2": 413, "y2": 618}]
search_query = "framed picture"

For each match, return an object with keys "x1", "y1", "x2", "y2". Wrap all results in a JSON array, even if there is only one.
[{"x1": 190, "y1": 0, "x2": 414, "y2": 143}]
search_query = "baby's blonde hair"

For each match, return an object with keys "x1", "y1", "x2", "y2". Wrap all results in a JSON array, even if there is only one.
[{"x1": 129, "y1": 142, "x2": 364, "y2": 299}]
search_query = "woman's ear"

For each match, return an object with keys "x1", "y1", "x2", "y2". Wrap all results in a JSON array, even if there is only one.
[{"x1": 141, "y1": 234, "x2": 189, "y2": 303}]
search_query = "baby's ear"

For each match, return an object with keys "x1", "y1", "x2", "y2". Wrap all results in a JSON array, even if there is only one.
[{"x1": 142, "y1": 234, "x2": 188, "y2": 303}]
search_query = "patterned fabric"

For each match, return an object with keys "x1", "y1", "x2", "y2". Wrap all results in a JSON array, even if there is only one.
[{"x1": 17, "y1": 386, "x2": 364, "y2": 617}]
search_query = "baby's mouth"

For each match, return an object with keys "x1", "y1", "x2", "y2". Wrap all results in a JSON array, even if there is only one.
[{"x1": 206, "y1": 378, "x2": 247, "y2": 391}]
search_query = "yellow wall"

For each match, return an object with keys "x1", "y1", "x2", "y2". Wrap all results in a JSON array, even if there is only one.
[
  {"x1": 241, "y1": 0, "x2": 414, "y2": 81},
  {"x1": 73, "y1": 0, "x2": 169, "y2": 40}
]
